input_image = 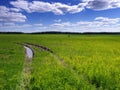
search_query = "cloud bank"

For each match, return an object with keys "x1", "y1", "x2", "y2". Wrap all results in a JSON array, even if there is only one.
[
  {"x1": 10, "y1": 0, "x2": 86, "y2": 15},
  {"x1": 0, "y1": 0, "x2": 120, "y2": 32},
  {"x1": 1, "y1": 17, "x2": 120, "y2": 32},
  {"x1": 9, "y1": 0, "x2": 120, "y2": 15},
  {"x1": 0, "y1": 6, "x2": 26, "y2": 23},
  {"x1": 84, "y1": 0, "x2": 120, "y2": 10}
]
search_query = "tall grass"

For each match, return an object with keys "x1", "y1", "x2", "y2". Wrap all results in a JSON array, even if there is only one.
[{"x1": 0, "y1": 34, "x2": 120, "y2": 89}]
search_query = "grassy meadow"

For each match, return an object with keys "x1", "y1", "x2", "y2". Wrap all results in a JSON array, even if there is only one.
[{"x1": 0, "y1": 34, "x2": 120, "y2": 90}]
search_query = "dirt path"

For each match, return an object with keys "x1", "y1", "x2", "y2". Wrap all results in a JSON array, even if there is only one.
[
  {"x1": 23, "y1": 42, "x2": 96, "y2": 88},
  {"x1": 17, "y1": 42, "x2": 95, "y2": 89},
  {"x1": 16, "y1": 43, "x2": 34, "y2": 90},
  {"x1": 22, "y1": 46, "x2": 33, "y2": 90},
  {"x1": 24, "y1": 42, "x2": 68, "y2": 67},
  {"x1": 24, "y1": 42, "x2": 54, "y2": 53}
]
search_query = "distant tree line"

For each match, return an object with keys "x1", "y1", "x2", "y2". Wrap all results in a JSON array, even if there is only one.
[
  {"x1": 0, "y1": 31, "x2": 120, "y2": 34},
  {"x1": 0, "y1": 32, "x2": 23, "y2": 34}
]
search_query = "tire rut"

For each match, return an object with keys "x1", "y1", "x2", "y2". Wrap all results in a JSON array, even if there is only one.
[
  {"x1": 24, "y1": 42, "x2": 69, "y2": 67},
  {"x1": 16, "y1": 43, "x2": 34, "y2": 90},
  {"x1": 17, "y1": 42, "x2": 97, "y2": 89}
]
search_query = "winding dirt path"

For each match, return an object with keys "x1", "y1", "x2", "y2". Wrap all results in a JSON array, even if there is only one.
[
  {"x1": 24, "y1": 42, "x2": 54, "y2": 53},
  {"x1": 23, "y1": 42, "x2": 96, "y2": 88},
  {"x1": 22, "y1": 46, "x2": 34, "y2": 90},
  {"x1": 17, "y1": 42, "x2": 95, "y2": 89},
  {"x1": 24, "y1": 42, "x2": 68, "y2": 67},
  {"x1": 16, "y1": 43, "x2": 34, "y2": 90}
]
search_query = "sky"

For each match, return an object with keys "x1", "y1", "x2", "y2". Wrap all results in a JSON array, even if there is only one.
[{"x1": 0, "y1": 0, "x2": 120, "y2": 33}]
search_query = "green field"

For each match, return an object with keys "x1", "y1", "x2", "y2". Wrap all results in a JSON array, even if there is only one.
[{"x1": 0, "y1": 34, "x2": 120, "y2": 90}]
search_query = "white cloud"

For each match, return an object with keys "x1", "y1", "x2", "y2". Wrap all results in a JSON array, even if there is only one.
[
  {"x1": 95, "y1": 17, "x2": 120, "y2": 24},
  {"x1": 3, "y1": 23, "x2": 15, "y2": 26},
  {"x1": 83, "y1": 0, "x2": 120, "y2": 10},
  {"x1": 34, "y1": 23, "x2": 43, "y2": 26},
  {"x1": 74, "y1": 17, "x2": 120, "y2": 27},
  {"x1": 10, "y1": 0, "x2": 30, "y2": 12},
  {"x1": 54, "y1": 19, "x2": 62, "y2": 23},
  {"x1": 29, "y1": 1, "x2": 63, "y2": 15},
  {"x1": 1, "y1": 17, "x2": 120, "y2": 32},
  {"x1": 0, "y1": 23, "x2": 45, "y2": 32},
  {"x1": 50, "y1": 17, "x2": 120, "y2": 32},
  {"x1": 10, "y1": 0, "x2": 86, "y2": 15},
  {"x1": 0, "y1": 6, "x2": 26, "y2": 23},
  {"x1": 1, "y1": 23, "x2": 43, "y2": 28},
  {"x1": 9, "y1": 0, "x2": 120, "y2": 15},
  {"x1": 10, "y1": 8, "x2": 21, "y2": 12},
  {"x1": 51, "y1": 22, "x2": 72, "y2": 27},
  {"x1": 53, "y1": 2, "x2": 85, "y2": 14}
]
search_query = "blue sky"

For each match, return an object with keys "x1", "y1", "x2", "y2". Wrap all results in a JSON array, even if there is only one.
[{"x1": 0, "y1": 0, "x2": 120, "y2": 32}]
